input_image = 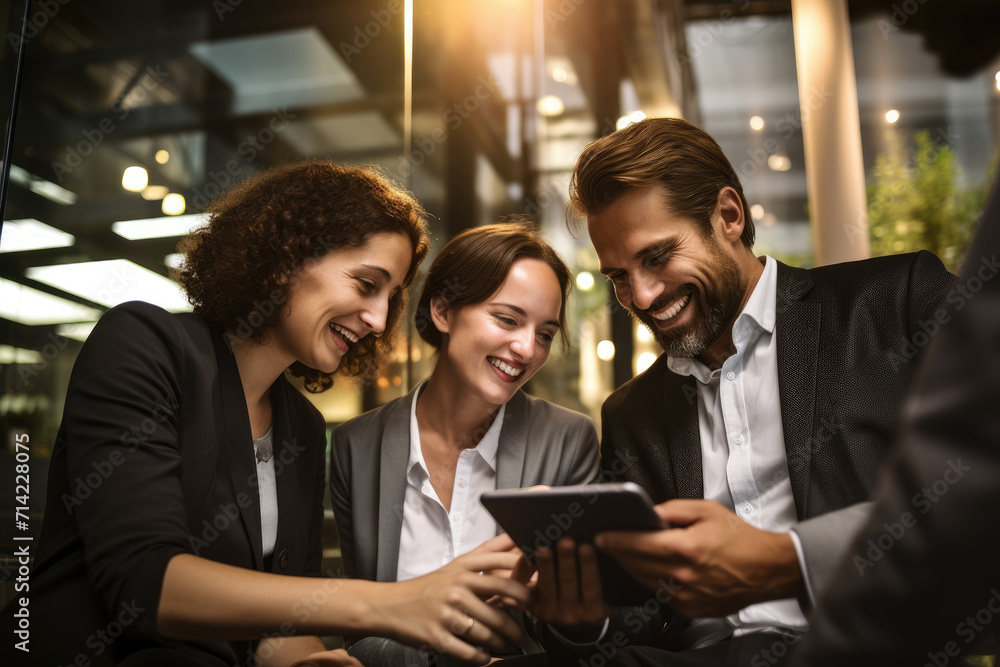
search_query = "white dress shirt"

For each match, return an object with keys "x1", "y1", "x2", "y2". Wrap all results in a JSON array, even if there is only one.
[
  {"x1": 396, "y1": 383, "x2": 505, "y2": 582},
  {"x1": 252, "y1": 427, "x2": 277, "y2": 558},
  {"x1": 666, "y1": 256, "x2": 809, "y2": 642}
]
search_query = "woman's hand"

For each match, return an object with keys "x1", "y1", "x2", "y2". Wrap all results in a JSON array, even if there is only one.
[
  {"x1": 362, "y1": 558, "x2": 530, "y2": 664},
  {"x1": 290, "y1": 648, "x2": 363, "y2": 667}
]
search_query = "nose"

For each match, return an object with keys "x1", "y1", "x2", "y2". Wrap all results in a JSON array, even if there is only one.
[
  {"x1": 360, "y1": 296, "x2": 390, "y2": 337},
  {"x1": 509, "y1": 328, "x2": 536, "y2": 362},
  {"x1": 630, "y1": 272, "x2": 663, "y2": 311}
]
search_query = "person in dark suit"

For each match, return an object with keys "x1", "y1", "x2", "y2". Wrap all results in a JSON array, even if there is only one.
[
  {"x1": 520, "y1": 118, "x2": 955, "y2": 664},
  {"x1": 331, "y1": 222, "x2": 601, "y2": 666},
  {"x1": 3, "y1": 163, "x2": 530, "y2": 667}
]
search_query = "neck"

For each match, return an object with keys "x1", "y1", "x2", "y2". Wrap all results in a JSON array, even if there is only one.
[
  {"x1": 696, "y1": 253, "x2": 766, "y2": 370},
  {"x1": 227, "y1": 330, "x2": 293, "y2": 408},
  {"x1": 416, "y1": 359, "x2": 502, "y2": 451}
]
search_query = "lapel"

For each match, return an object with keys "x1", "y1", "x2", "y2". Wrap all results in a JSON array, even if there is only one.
[
  {"x1": 495, "y1": 390, "x2": 527, "y2": 490},
  {"x1": 774, "y1": 261, "x2": 821, "y2": 519},
  {"x1": 270, "y1": 377, "x2": 304, "y2": 570},
  {"x1": 375, "y1": 387, "x2": 416, "y2": 581},
  {"x1": 211, "y1": 329, "x2": 264, "y2": 570},
  {"x1": 660, "y1": 365, "x2": 703, "y2": 500}
]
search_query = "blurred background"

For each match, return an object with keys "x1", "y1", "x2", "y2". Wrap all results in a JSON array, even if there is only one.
[{"x1": 1, "y1": 0, "x2": 998, "y2": 599}]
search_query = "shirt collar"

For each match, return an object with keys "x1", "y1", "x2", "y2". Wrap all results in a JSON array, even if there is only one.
[
  {"x1": 406, "y1": 381, "x2": 506, "y2": 483},
  {"x1": 666, "y1": 255, "x2": 777, "y2": 384}
]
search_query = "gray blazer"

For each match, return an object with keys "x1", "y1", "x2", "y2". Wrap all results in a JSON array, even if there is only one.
[
  {"x1": 330, "y1": 384, "x2": 601, "y2": 583},
  {"x1": 329, "y1": 386, "x2": 600, "y2": 666}
]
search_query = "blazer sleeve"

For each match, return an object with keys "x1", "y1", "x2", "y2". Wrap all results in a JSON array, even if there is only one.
[
  {"x1": 303, "y1": 405, "x2": 328, "y2": 578},
  {"x1": 329, "y1": 425, "x2": 357, "y2": 579},
  {"x1": 564, "y1": 415, "x2": 601, "y2": 485},
  {"x1": 60, "y1": 303, "x2": 193, "y2": 640}
]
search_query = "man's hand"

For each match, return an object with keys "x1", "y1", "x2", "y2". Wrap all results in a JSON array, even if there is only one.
[
  {"x1": 519, "y1": 538, "x2": 609, "y2": 635},
  {"x1": 596, "y1": 499, "x2": 804, "y2": 618},
  {"x1": 290, "y1": 649, "x2": 363, "y2": 667}
]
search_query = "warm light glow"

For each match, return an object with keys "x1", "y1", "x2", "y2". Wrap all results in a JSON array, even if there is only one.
[
  {"x1": 392, "y1": 375, "x2": 402, "y2": 386},
  {"x1": 616, "y1": 110, "x2": 646, "y2": 130},
  {"x1": 376, "y1": 376, "x2": 390, "y2": 389},
  {"x1": 27, "y1": 259, "x2": 191, "y2": 312},
  {"x1": 576, "y1": 271, "x2": 595, "y2": 291},
  {"x1": 552, "y1": 67, "x2": 568, "y2": 83},
  {"x1": 411, "y1": 345, "x2": 422, "y2": 362},
  {"x1": 767, "y1": 154, "x2": 791, "y2": 172},
  {"x1": 0, "y1": 218, "x2": 75, "y2": 253},
  {"x1": 162, "y1": 193, "x2": 186, "y2": 216},
  {"x1": 536, "y1": 95, "x2": 565, "y2": 117},
  {"x1": 749, "y1": 116, "x2": 764, "y2": 131},
  {"x1": 885, "y1": 109, "x2": 900, "y2": 124},
  {"x1": 164, "y1": 253, "x2": 185, "y2": 270},
  {"x1": 596, "y1": 340, "x2": 615, "y2": 361},
  {"x1": 122, "y1": 166, "x2": 148, "y2": 192},
  {"x1": 112, "y1": 213, "x2": 208, "y2": 240},
  {"x1": 750, "y1": 204, "x2": 765, "y2": 220},
  {"x1": 635, "y1": 352, "x2": 657, "y2": 374},
  {"x1": 141, "y1": 185, "x2": 170, "y2": 201},
  {"x1": 635, "y1": 325, "x2": 653, "y2": 343},
  {"x1": 155, "y1": 149, "x2": 170, "y2": 164}
]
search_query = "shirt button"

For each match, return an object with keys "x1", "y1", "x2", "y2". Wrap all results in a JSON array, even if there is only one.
[
  {"x1": 458, "y1": 479, "x2": 467, "y2": 488},
  {"x1": 726, "y1": 371, "x2": 736, "y2": 381},
  {"x1": 452, "y1": 514, "x2": 463, "y2": 523},
  {"x1": 742, "y1": 504, "x2": 753, "y2": 515},
  {"x1": 734, "y1": 434, "x2": 743, "y2": 445}
]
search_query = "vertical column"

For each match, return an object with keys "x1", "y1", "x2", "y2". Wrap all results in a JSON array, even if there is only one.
[{"x1": 791, "y1": 0, "x2": 870, "y2": 265}]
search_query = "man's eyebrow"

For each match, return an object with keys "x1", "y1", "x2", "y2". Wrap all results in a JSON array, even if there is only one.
[
  {"x1": 599, "y1": 240, "x2": 676, "y2": 276},
  {"x1": 489, "y1": 302, "x2": 560, "y2": 328}
]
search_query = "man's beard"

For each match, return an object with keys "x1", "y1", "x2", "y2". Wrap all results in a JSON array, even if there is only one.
[{"x1": 631, "y1": 244, "x2": 747, "y2": 359}]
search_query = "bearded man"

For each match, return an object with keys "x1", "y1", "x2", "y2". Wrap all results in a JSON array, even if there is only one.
[{"x1": 527, "y1": 117, "x2": 956, "y2": 665}]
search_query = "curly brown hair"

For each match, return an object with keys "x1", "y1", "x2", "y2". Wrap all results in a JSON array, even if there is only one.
[{"x1": 177, "y1": 161, "x2": 430, "y2": 392}]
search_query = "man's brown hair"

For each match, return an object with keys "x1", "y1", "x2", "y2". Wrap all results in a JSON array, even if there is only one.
[{"x1": 568, "y1": 117, "x2": 755, "y2": 249}]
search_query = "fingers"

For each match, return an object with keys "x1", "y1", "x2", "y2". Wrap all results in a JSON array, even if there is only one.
[
  {"x1": 577, "y1": 543, "x2": 607, "y2": 616},
  {"x1": 291, "y1": 649, "x2": 363, "y2": 667},
  {"x1": 510, "y1": 553, "x2": 536, "y2": 585},
  {"x1": 451, "y1": 550, "x2": 522, "y2": 575},
  {"x1": 462, "y1": 571, "x2": 531, "y2": 609},
  {"x1": 653, "y1": 499, "x2": 718, "y2": 526},
  {"x1": 472, "y1": 533, "x2": 516, "y2": 552}
]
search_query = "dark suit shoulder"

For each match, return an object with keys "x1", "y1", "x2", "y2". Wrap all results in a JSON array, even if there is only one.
[
  {"x1": 806, "y1": 251, "x2": 949, "y2": 293},
  {"x1": 603, "y1": 353, "x2": 672, "y2": 416}
]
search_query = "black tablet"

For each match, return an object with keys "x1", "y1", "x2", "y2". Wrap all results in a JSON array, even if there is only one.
[{"x1": 480, "y1": 482, "x2": 664, "y2": 607}]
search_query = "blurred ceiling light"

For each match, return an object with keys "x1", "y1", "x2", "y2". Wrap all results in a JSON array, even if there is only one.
[
  {"x1": 996, "y1": 71, "x2": 1000, "y2": 91},
  {"x1": 141, "y1": 185, "x2": 170, "y2": 201},
  {"x1": 411, "y1": 345, "x2": 422, "y2": 362},
  {"x1": 162, "y1": 193, "x2": 186, "y2": 216},
  {"x1": 112, "y1": 213, "x2": 207, "y2": 240},
  {"x1": 635, "y1": 351, "x2": 657, "y2": 374},
  {"x1": 164, "y1": 253, "x2": 185, "y2": 270},
  {"x1": 749, "y1": 115, "x2": 765, "y2": 131},
  {"x1": 576, "y1": 271, "x2": 595, "y2": 291},
  {"x1": 0, "y1": 218, "x2": 75, "y2": 253},
  {"x1": 155, "y1": 149, "x2": 170, "y2": 164},
  {"x1": 122, "y1": 166, "x2": 149, "y2": 192},
  {"x1": 596, "y1": 340, "x2": 615, "y2": 361},
  {"x1": 536, "y1": 94, "x2": 565, "y2": 117},
  {"x1": 9, "y1": 165, "x2": 77, "y2": 205},
  {"x1": 635, "y1": 325, "x2": 653, "y2": 343},
  {"x1": 616, "y1": 110, "x2": 646, "y2": 130},
  {"x1": 376, "y1": 376, "x2": 389, "y2": 389},
  {"x1": 767, "y1": 154, "x2": 791, "y2": 172},
  {"x1": 28, "y1": 259, "x2": 191, "y2": 312},
  {"x1": 885, "y1": 109, "x2": 900, "y2": 123},
  {"x1": 0, "y1": 277, "x2": 102, "y2": 325},
  {"x1": 750, "y1": 204, "x2": 765, "y2": 220},
  {"x1": 56, "y1": 322, "x2": 98, "y2": 342},
  {"x1": 0, "y1": 345, "x2": 44, "y2": 365},
  {"x1": 552, "y1": 67, "x2": 568, "y2": 83}
]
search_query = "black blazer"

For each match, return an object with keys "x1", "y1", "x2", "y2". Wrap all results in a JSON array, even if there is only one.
[
  {"x1": 791, "y1": 190, "x2": 1000, "y2": 664},
  {"x1": 590, "y1": 252, "x2": 955, "y2": 650},
  {"x1": 6, "y1": 302, "x2": 327, "y2": 667}
]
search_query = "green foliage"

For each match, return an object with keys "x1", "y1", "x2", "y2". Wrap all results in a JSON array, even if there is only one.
[{"x1": 867, "y1": 131, "x2": 993, "y2": 272}]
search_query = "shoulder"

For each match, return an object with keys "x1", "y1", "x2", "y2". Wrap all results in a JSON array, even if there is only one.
[
  {"x1": 802, "y1": 251, "x2": 948, "y2": 290},
  {"x1": 334, "y1": 393, "x2": 410, "y2": 444},
  {"x1": 514, "y1": 391, "x2": 595, "y2": 432},
  {"x1": 603, "y1": 353, "x2": 670, "y2": 415}
]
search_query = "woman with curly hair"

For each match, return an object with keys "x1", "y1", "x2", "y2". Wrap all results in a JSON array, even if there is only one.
[
  {"x1": 14, "y1": 163, "x2": 529, "y2": 667},
  {"x1": 331, "y1": 222, "x2": 602, "y2": 665}
]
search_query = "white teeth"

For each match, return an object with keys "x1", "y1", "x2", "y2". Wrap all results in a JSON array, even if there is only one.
[
  {"x1": 489, "y1": 357, "x2": 523, "y2": 377},
  {"x1": 330, "y1": 323, "x2": 358, "y2": 344},
  {"x1": 652, "y1": 294, "x2": 690, "y2": 321}
]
